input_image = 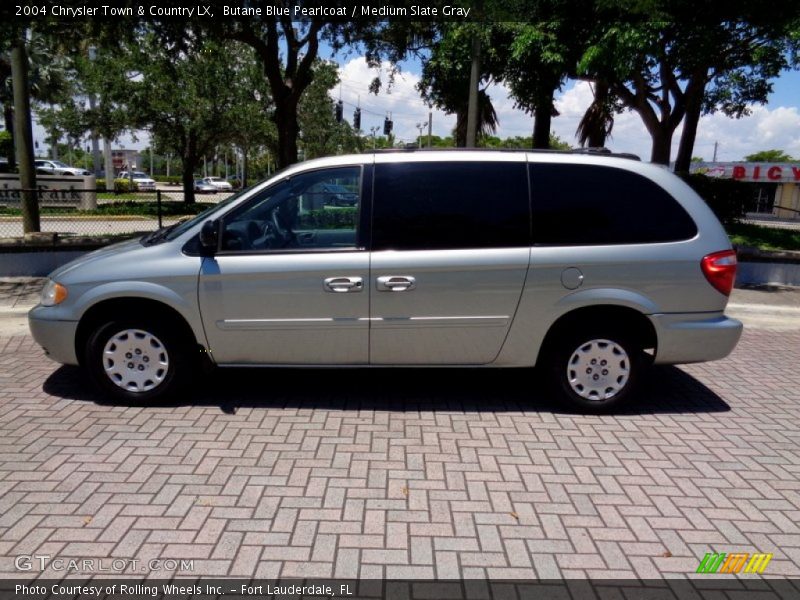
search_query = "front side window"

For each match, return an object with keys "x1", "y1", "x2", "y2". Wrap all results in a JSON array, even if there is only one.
[
  {"x1": 220, "y1": 166, "x2": 361, "y2": 252},
  {"x1": 372, "y1": 161, "x2": 530, "y2": 251}
]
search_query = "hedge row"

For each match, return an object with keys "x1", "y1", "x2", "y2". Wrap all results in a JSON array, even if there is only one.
[
  {"x1": 96, "y1": 178, "x2": 139, "y2": 193},
  {"x1": 297, "y1": 208, "x2": 357, "y2": 230},
  {"x1": 679, "y1": 174, "x2": 749, "y2": 227}
]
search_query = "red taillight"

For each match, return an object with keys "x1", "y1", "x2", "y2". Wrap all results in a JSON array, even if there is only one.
[{"x1": 701, "y1": 249, "x2": 737, "y2": 296}]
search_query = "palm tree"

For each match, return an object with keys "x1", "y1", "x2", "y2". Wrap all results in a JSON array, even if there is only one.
[
  {"x1": 454, "y1": 89, "x2": 498, "y2": 147},
  {"x1": 577, "y1": 80, "x2": 615, "y2": 149},
  {"x1": 0, "y1": 31, "x2": 69, "y2": 168}
]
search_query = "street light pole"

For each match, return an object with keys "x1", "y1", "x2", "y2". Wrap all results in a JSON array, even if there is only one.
[
  {"x1": 416, "y1": 122, "x2": 426, "y2": 147},
  {"x1": 87, "y1": 46, "x2": 103, "y2": 178}
]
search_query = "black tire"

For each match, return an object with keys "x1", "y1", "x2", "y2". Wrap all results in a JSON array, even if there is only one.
[
  {"x1": 84, "y1": 318, "x2": 194, "y2": 402},
  {"x1": 545, "y1": 329, "x2": 646, "y2": 413}
]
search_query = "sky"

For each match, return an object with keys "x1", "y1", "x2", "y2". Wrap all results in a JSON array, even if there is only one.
[
  {"x1": 33, "y1": 48, "x2": 800, "y2": 165},
  {"x1": 334, "y1": 56, "x2": 800, "y2": 162}
]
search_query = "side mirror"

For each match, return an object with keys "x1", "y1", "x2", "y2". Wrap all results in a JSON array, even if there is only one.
[{"x1": 199, "y1": 220, "x2": 219, "y2": 255}]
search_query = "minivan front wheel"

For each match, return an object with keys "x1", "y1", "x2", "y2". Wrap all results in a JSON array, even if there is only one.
[
  {"x1": 84, "y1": 320, "x2": 190, "y2": 402},
  {"x1": 547, "y1": 331, "x2": 644, "y2": 412}
]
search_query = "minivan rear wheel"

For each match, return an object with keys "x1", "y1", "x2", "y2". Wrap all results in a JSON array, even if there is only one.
[
  {"x1": 546, "y1": 331, "x2": 645, "y2": 412},
  {"x1": 84, "y1": 319, "x2": 192, "y2": 402}
]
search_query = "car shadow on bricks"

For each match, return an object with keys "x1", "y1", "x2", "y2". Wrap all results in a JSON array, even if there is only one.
[{"x1": 43, "y1": 364, "x2": 730, "y2": 415}]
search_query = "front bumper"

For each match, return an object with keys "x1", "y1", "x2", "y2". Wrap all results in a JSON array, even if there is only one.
[
  {"x1": 650, "y1": 312, "x2": 743, "y2": 365},
  {"x1": 28, "y1": 308, "x2": 79, "y2": 366}
]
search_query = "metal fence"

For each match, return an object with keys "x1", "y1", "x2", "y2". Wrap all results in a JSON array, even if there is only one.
[{"x1": 0, "y1": 188, "x2": 231, "y2": 241}]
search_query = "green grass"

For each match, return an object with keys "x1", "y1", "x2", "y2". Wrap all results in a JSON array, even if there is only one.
[
  {"x1": 97, "y1": 192, "x2": 158, "y2": 201},
  {"x1": 0, "y1": 201, "x2": 210, "y2": 218},
  {"x1": 727, "y1": 222, "x2": 800, "y2": 252}
]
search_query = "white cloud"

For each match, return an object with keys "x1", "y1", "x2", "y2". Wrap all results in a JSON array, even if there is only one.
[{"x1": 337, "y1": 57, "x2": 455, "y2": 142}]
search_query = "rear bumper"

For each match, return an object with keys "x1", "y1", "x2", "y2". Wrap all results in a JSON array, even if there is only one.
[
  {"x1": 650, "y1": 312, "x2": 743, "y2": 365},
  {"x1": 28, "y1": 309, "x2": 79, "y2": 366}
]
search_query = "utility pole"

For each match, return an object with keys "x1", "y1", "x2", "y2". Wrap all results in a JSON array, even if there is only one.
[
  {"x1": 103, "y1": 138, "x2": 114, "y2": 184},
  {"x1": 427, "y1": 106, "x2": 433, "y2": 148},
  {"x1": 712, "y1": 141, "x2": 718, "y2": 162},
  {"x1": 465, "y1": 30, "x2": 481, "y2": 147},
  {"x1": 11, "y1": 31, "x2": 39, "y2": 233}
]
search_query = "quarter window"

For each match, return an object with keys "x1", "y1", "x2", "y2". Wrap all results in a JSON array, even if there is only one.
[
  {"x1": 372, "y1": 161, "x2": 530, "y2": 251},
  {"x1": 529, "y1": 164, "x2": 697, "y2": 245},
  {"x1": 220, "y1": 166, "x2": 361, "y2": 252}
]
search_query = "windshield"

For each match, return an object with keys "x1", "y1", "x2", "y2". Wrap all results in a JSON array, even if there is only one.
[
  {"x1": 162, "y1": 185, "x2": 254, "y2": 241},
  {"x1": 51, "y1": 161, "x2": 68, "y2": 168}
]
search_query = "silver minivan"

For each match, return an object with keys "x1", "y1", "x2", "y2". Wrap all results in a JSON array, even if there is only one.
[{"x1": 29, "y1": 150, "x2": 742, "y2": 411}]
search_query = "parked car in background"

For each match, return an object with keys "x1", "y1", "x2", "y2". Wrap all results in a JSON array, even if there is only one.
[
  {"x1": 118, "y1": 171, "x2": 156, "y2": 192},
  {"x1": 200, "y1": 176, "x2": 233, "y2": 191},
  {"x1": 194, "y1": 179, "x2": 217, "y2": 194},
  {"x1": 308, "y1": 182, "x2": 359, "y2": 207},
  {"x1": 34, "y1": 159, "x2": 91, "y2": 176},
  {"x1": 28, "y1": 150, "x2": 742, "y2": 412}
]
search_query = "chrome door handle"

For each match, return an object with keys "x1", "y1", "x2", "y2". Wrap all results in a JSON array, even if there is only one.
[
  {"x1": 324, "y1": 277, "x2": 363, "y2": 293},
  {"x1": 376, "y1": 275, "x2": 416, "y2": 292}
]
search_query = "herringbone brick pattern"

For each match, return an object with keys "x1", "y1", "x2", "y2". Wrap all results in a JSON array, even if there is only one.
[{"x1": 0, "y1": 329, "x2": 799, "y2": 578}]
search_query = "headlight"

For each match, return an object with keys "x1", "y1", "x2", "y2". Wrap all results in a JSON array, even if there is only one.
[{"x1": 40, "y1": 280, "x2": 68, "y2": 306}]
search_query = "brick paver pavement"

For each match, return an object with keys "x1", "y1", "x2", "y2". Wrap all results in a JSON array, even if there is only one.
[{"x1": 0, "y1": 327, "x2": 799, "y2": 579}]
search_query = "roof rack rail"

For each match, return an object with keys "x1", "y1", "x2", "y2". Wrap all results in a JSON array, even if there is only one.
[{"x1": 371, "y1": 147, "x2": 641, "y2": 160}]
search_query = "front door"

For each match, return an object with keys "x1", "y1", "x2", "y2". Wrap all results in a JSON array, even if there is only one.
[
  {"x1": 199, "y1": 165, "x2": 370, "y2": 364},
  {"x1": 368, "y1": 158, "x2": 531, "y2": 364}
]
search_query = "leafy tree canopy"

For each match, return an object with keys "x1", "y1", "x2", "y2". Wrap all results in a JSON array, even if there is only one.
[{"x1": 744, "y1": 149, "x2": 796, "y2": 162}]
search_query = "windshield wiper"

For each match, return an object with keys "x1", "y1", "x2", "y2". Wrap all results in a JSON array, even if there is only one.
[{"x1": 142, "y1": 219, "x2": 185, "y2": 245}]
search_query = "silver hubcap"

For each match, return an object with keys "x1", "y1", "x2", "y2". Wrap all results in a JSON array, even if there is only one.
[
  {"x1": 102, "y1": 329, "x2": 169, "y2": 393},
  {"x1": 567, "y1": 338, "x2": 630, "y2": 401}
]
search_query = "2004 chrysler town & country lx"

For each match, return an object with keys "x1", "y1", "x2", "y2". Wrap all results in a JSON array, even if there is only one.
[{"x1": 28, "y1": 150, "x2": 743, "y2": 411}]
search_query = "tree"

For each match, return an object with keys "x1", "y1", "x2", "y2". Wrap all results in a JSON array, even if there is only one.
[
  {"x1": 744, "y1": 149, "x2": 795, "y2": 162},
  {"x1": 578, "y1": 4, "x2": 800, "y2": 170},
  {"x1": 128, "y1": 34, "x2": 258, "y2": 203},
  {"x1": 480, "y1": 134, "x2": 572, "y2": 149},
  {"x1": 299, "y1": 61, "x2": 362, "y2": 159},
  {"x1": 72, "y1": 43, "x2": 137, "y2": 178},
  {"x1": 576, "y1": 80, "x2": 619, "y2": 148},
  {"x1": 224, "y1": 45, "x2": 276, "y2": 188},
  {"x1": 501, "y1": 8, "x2": 593, "y2": 149},
  {"x1": 417, "y1": 24, "x2": 505, "y2": 147},
  {"x1": 216, "y1": 11, "x2": 380, "y2": 169},
  {"x1": 0, "y1": 29, "x2": 70, "y2": 168}
]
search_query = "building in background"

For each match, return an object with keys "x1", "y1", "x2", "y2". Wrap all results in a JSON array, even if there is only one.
[
  {"x1": 111, "y1": 149, "x2": 142, "y2": 175},
  {"x1": 691, "y1": 162, "x2": 800, "y2": 220}
]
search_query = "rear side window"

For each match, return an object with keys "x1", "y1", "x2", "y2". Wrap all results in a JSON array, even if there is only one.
[
  {"x1": 529, "y1": 164, "x2": 697, "y2": 245},
  {"x1": 372, "y1": 161, "x2": 530, "y2": 251}
]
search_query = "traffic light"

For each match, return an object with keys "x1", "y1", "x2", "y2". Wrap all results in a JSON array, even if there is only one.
[
  {"x1": 335, "y1": 100, "x2": 343, "y2": 123},
  {"x1": 383, "y1": 116, "x2": 393, "y2": 136},
  {"x1": 353, "y1": 108, "x2": 361, "y2": 130}
]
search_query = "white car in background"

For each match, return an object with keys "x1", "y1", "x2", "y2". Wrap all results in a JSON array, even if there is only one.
[
  {"x1": 200, "y1": 176, "x2": 233, "y2": 191},
  {"x1": 34, "y1": 159, "x2": 91, "y2": 176},
  {"x1": 118, "y1": 171, "x2": 157, "y2": 191}
]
